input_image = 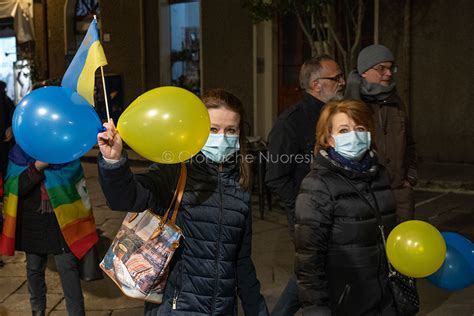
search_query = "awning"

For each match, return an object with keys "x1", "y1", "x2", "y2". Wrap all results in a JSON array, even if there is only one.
[{"x1": 0, "y1": 0, "x2": 34, "y2": 43}]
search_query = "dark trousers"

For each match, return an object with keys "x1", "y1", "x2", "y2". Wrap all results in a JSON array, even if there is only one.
[
  {"x1": 271, "y1": 204, "x2": 301, "y2": 316},
  {"x1": 271, "y1": 274, "x2": 301, "y2": 316},
  {"x1": 393, "y1": 186, "x2": 415, "y2": 223},
  {"x1": 26, "y1": 252, "x2": 85, "y2": 315}
]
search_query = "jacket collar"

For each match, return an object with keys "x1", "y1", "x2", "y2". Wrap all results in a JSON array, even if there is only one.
[
  {"x1": 298, "y1": 92, "x2": 326, "y2": 121},
  {"x1": 302, "y1": 91, "x2": 325, "y2": 108},
  {"x1": 312, "y1": 149, "x2": 379, "y2": 180}
]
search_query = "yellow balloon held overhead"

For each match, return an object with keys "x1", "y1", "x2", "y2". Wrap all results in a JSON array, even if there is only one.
[
  {"x1": 117, "y1": 86, "x2": 210, "y2": 163},
  {"x1": 386, "y1": 220, "x2": 446, "y2": 278}
]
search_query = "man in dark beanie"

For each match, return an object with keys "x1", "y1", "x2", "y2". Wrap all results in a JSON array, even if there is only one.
[{"x1": 345, "y1": 44, "x2": 417, "y2": 222}]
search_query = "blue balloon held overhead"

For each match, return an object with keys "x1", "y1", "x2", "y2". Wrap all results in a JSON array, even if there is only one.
[
  {"x1": 426, "y1": 232, "x2": 474, "y2": 291},
  {"x1": 12, "y1": 86, "x2": 102, "y2": 164}
]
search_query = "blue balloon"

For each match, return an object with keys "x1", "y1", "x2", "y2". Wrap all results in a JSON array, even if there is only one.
[
  {"x1": 426, "y1": 232, "x2": 474, "y2": 291},
  {"x1": 12, "y1": 86, "x2": 102, "y2": 164},
  {"x1": 442, "y1": 232, "x2": 474, "y2": 270}
]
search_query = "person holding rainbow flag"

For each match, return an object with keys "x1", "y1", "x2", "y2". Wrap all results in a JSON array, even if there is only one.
[
  {"x1": 0, "y1": 15, "x2": 106, "y2": 315},
  {"x1": 0, "y1": 143, "x2": 98, "y2": 316}
]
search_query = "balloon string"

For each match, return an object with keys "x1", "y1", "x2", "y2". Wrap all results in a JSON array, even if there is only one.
[{"x1": 100, "y1": 66, "x2": 110, "y2": 122}]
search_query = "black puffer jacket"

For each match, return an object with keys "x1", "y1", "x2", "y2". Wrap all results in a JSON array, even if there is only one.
[
  {"x1": 295, "y1": 151, "x2": 397, "y2": 315},
  {"x1": 98, "y1": 153, "x2": 268, "y2": 316}
]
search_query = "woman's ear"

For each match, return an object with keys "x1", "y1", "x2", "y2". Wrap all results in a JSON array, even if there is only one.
[{"x1": 328, "y1": 135, "x2": 336, "y2": 148}]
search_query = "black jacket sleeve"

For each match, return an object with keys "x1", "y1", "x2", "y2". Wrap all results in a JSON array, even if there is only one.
[
  {"x1": 236, "y1": 206, "x2": 269, "y2": 316},
  {"x1": 97, "y1": 152, "x2": 178, "y2": 214},
  {"x1": 265, "y1": 119, "x2": 299, "y2": 206},
  {"x1": 295, "y1": 176, "x2": 333, "y2": 309}
]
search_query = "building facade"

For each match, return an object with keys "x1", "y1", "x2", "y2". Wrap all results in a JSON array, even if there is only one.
[{"x1": 5, "y1": 0, "x2": 474, "y2": 163}]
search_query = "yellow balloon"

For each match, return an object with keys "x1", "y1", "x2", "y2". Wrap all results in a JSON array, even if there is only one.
[
  {"x1": 117, "y1": 86, "x2": 210, "y2": 163},
  {"x1": 386, "y1": 220, "x2": 446, "y2": 278}
]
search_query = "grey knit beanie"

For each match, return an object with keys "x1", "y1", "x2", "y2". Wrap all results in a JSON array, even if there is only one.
[{"x1": 357, "y1": 44, "x2": 394, "y2": 74}]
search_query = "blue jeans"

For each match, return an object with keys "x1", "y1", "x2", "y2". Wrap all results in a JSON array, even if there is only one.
[
  {"x1": 26, "y1": 252, "x2": 85, "y2": 315},
  {"x1": 271, "y1": 274, "x2": 301, "y2": 316}
]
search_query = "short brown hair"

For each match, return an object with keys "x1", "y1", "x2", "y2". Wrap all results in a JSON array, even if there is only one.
[{"x1": 315, "y1": 99, "x2": 375, "y2": 152}]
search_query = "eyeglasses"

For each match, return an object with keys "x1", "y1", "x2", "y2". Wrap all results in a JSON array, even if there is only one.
[
  {"x1": 316, "y1": 73, "x2": 345, "y2": 83},
  {"x1": 371, "y1": 64, "x2": 398, "y2": 75}
]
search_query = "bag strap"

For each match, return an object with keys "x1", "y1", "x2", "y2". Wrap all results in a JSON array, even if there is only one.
[
  {"x1": 128, "y1": 162, "x2": 187, "y2": 225},
  {"x1": 170, "y1": 162, "x2": 187, "y2": 225},
  {"x1": 161, "y1": 162, "x2": 187, "y2": 226},
  {"x1": 330, "y1": 171, "x2": 394, "y2": 274}
]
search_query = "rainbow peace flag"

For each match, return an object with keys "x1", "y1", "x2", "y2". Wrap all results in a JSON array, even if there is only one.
[
  {"x1": 0, "y1": 153, "x2": 97, "y2": 259},
  {"x1": 61, "y1": 18, "x2": 107, "y2": 107}
]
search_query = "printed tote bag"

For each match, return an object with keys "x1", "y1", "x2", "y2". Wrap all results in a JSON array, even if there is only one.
[{"x1": 100, "y1": 162, "x2": 187, "y2": 303}]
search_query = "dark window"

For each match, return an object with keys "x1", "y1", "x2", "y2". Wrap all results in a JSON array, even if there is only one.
[
  {"x1": 76, "y1": 0, "x2": 100, "y2": 17},
  {"x1": 169, "y1": 0, "x2": 200, "y2": 95}
]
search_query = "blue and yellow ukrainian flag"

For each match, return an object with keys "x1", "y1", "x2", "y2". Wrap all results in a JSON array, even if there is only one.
[{"x1": 61, "y1": 18, "x2": 107, "y2": 107}]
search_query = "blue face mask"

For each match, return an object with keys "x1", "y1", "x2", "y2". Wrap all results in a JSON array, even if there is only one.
[
  {"x1": 201, "y1": 134, "x2": 240, "y2": 163},
  {"x1": 333, "y1": 131, "x2": 371, "y2": 160}
]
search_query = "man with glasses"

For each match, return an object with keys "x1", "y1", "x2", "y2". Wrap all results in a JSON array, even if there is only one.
[
  {"x1": 266, "y1": 55, "x2": 345, "y2": 316},
  {"x1": 345, "y1": 44, "x2": 417, "y2": 223}
]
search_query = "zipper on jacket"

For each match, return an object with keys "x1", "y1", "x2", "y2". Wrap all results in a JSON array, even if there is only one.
[
  {"x1": 335, "y1": 284, "x2": 351, "y2": 314},
  {"x1": 211, "y1": 165, "x2": 224, "y2": 314},
  {"x1": 172, "y1": 291, "x2": 178, "y2": 310},
  {"x1": 172, "y1": 261, "x2": 184, "y2": 310}
]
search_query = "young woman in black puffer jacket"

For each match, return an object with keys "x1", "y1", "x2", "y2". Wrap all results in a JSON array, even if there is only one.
[
  {"x1": 295, "y1": 99, "x2": 403, "y2": 315},
  {"x1": 97, "y1": 89, "x2": 268, "y2": 316}
]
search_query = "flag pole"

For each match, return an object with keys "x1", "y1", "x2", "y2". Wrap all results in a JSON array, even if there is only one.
[
  {"x1": 94, "y1": 15, "x2": 111, "y2": 122},
  {"x1": 100, "y1": 66, "x2": 110, "y2": 122}
]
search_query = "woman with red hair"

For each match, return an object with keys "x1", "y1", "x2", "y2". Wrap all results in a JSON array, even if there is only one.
[{"x1": 294, "y1": 99, "x2": 411, "y2": 315}]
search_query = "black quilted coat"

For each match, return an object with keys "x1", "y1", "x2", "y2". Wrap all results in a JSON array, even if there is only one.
[
  {"x1": 295, "y1": 151, "x2": 398, "y2": 315},
  {"x1": 98, "y1": 153, "x2": 268, "y2": 316}
]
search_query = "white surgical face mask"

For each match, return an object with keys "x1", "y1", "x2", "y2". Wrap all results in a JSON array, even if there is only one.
[
  {"x1": 201, "y1": 134, "x2": 240, "y2": 163},
  {"x1": 332, "y1": 131, "x2": 371, "y2": 160}
]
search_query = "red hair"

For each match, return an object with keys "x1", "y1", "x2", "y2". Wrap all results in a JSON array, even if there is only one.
[{"x1": 315, "y1": 99, "x2": 375, "y2": 152}]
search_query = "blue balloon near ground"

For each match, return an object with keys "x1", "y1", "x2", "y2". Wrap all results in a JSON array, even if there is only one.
[
  {"x1": 442, "y1": 232, "x2": 474, "y2": 270},
  {"x1": 426, "y1": 232, "x2": 474, "y2": 291},
  {"x1": 12, "y1": 86, "x2": 102, "y2": 164}
]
